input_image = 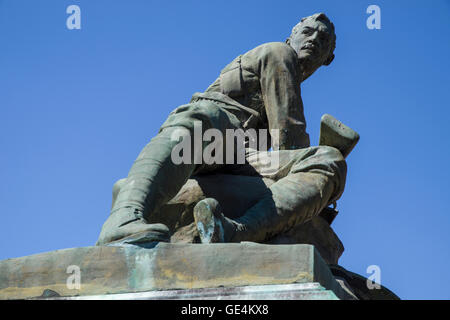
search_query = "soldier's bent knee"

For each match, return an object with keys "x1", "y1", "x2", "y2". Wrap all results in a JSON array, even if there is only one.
[{"x1": 162, "y1": 101, "x2": 225, "y2": 133}]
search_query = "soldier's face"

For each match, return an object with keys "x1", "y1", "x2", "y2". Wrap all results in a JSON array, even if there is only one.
[{"x1": 290, "y1": 19, "x2": 334, "y2": 77}]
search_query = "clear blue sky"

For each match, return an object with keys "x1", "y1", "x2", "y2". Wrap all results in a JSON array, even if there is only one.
[{"x1": 1, "y1": 0, "x2": 449, "y2": 299}]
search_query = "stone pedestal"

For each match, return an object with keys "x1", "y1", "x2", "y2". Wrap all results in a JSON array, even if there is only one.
[
  {"x1": 0, "y1": 243, "x2": 356, "y2": 300},
  {"x1": 53, "y1": 283, "x2": 341, "y2": 300}
]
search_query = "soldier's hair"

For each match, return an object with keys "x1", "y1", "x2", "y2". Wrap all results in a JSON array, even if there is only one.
[{"x1": 287, "y1": 13, "x2": 336, "y2": 66}]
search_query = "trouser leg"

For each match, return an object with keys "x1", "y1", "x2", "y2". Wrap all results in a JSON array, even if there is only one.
[
  {"x1": 97, "y1": 100, "x2": 241, "y2": 244},
  {"x1": 97, "y1": 127, "x2": 197, "y2": 244},
  {"x1": 111, "y1": 126, "x2": 197, "y2": 220},
  {"x1": 111, "y1": 178, "x2": 126, "y2": 210},
  {"x1": 229, "y1": 146, "x2": 347, "y2": 243},
  {"x1": 113, "y1": 101, "x2": 241, "y2": 219}
]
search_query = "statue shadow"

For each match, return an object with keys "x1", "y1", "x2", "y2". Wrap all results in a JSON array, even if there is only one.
[{"x1": 150, "y1": 163, "x2": 276, "y2": 238}]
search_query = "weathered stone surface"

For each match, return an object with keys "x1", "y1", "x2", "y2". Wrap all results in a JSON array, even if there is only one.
[
  {"x1": 47, "y1": 283, "x2": 341, "y2": 300},
  {"x1": 0, "y1": 243, "x2": 352, "y2": 300}
]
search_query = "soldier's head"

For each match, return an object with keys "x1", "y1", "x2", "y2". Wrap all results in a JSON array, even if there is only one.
[{"x1": 286, "y1": 13, "x2": 336, "y2": 81}]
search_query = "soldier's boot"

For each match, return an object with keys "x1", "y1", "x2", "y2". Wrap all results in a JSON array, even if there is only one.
[
  {"x1": 193, "y1": 198, "x2": 243, "y2": 243},
  {"x1": 96, "y1": 207, "x2": 170, "y2": 246}
]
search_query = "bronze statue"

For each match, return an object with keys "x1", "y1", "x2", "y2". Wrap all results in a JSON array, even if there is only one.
[{"x1": 96, "y1": 13, "x2": 358, "y2": 247}]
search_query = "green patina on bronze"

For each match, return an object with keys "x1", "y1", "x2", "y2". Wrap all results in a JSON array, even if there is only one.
[{"x1": 96, "y1": 13, "x2": 358, "y2": 249}]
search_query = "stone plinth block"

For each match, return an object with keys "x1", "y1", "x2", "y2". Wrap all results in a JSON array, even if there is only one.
[
  {"x1": 0, "y1": 243, "x2": 352, "y2": 300},
  {"x1": 52, "y1": 283, "x2": 341, "y2": 300}
]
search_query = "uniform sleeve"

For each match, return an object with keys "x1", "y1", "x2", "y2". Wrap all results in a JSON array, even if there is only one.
[{"x1": 257, "y1": 43, "x2": 310, "y2": 150}]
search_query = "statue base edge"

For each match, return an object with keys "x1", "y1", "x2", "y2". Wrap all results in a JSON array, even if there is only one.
[{"x1": 0, "y1": 243, "x2": 397, "y2": 300}]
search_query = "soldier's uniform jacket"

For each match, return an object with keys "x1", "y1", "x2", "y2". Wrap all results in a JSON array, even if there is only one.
[{"x1": 191, "y1": 42, "x2": 311, "y2": 151}]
